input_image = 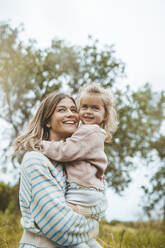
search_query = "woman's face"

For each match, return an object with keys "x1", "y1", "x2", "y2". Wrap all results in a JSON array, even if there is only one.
[{"x1": 47, "y1": 97, "x2": 79, "y2": 141}]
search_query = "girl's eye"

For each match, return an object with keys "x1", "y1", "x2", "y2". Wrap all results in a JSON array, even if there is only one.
[
  {"x1": 81, "y1": 105, "x2": 88, "y2": 109},
  {"x1": 92, "y1": 106, "x2": 99, "y2": 110}
]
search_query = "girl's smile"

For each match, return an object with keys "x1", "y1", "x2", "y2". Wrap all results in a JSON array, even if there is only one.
[{"x1": 79, "y1": 95, "x2": 106, "y2": 126}]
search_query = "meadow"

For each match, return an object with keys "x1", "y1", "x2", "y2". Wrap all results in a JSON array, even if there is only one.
[{"x1": 0, "y1": 211, "x2": 165, "y2": 248}]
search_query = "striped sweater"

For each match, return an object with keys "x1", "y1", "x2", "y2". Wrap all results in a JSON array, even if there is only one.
[{"x1": 19, "y1": 151, "x2": 99, "y2": 247}]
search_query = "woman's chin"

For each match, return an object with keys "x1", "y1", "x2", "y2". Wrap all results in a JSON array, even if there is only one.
[{"x1": 63, "y1": 125, "x2": 78, "y2": 135}]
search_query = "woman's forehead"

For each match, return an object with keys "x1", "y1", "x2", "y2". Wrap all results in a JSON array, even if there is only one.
[{"x1": 57, "y1": 97, "x2": 76, "y2": 107}]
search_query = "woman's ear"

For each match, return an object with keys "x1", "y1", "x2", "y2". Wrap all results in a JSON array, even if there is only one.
[{"x1": 46, "y1": 122, "x2": 51, "y2": 128}]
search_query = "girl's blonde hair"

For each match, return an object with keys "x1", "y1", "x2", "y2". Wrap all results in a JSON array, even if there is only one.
[
  {"x1": 77, "y1": 83, "x2": 118, "y2": 143},
  {"x1": 13, "y1": 92, "x2": 76, "y2": 153}
]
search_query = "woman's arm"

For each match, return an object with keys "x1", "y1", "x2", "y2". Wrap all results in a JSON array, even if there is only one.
[
  {"x1": 20, "y1": 151, "x2": 98, "y2": 246},
  {"x1": 41, "y1": 124, "x2": 106, "y2": 164}
]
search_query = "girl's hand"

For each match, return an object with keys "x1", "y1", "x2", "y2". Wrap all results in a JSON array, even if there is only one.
[{"x1": 95, "y1": 170, "x2": 104, "y2": 181}]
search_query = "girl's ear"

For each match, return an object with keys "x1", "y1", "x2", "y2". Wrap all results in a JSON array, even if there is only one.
[{"x1": 104, "y1": 112, "x2": 108, "y2": 121}]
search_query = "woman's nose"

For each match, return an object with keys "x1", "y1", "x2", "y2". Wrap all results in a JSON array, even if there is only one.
[{"x1": 66, "y1": 109, "x2": 75, "y2": 116}]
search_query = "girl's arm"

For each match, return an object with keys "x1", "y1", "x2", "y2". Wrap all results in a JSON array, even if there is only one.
[{"x1": 41, "y1": 124, "x2": 106, "y2": 164}]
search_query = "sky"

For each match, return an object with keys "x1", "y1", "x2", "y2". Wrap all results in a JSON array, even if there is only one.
[{"x1": 0, "y1": 0, "x2": 165, "y2": 221}]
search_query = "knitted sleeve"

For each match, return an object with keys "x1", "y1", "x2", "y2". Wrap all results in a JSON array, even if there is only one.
[
  {"x1": 20, "y1": 151, "x2": 98, "y2": 246},
  {"x1": 41, "y1": 125, "x2": 107, "y2": 171}
]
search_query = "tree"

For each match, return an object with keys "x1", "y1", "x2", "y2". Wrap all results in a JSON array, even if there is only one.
[
  {"x1": 0, "y1": 23, "x2": 164, "y2": 196},
  {"x1": 142, "y1": 135, "x2": 165, "y2": 228},
  {"x1": 105, "y1": 84, "x2": 165, "y2": 191}
]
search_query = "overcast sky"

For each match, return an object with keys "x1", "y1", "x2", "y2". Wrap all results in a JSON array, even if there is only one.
[{"x1": 0, "y1": 0, "x2": 164, "y2": 221}]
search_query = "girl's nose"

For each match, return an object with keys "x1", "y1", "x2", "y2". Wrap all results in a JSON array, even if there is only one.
[{"x1": 86, "y1": 108, "x2": 92, "y2": 114}]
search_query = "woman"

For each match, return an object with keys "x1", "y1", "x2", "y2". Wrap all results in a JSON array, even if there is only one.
[{"x1": 14, "y1": 92, "x2": 99, "y2": 248}]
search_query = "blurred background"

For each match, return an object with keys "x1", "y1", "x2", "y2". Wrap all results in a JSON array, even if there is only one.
[{"x1": 0, "y1": 0, "x2": 164, "y2": 224}]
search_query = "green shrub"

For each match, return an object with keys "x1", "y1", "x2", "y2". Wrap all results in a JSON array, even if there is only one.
[
  {"x1": 0, "y1": 181, "x2": 19, "y2": 214},
  {"x1": 0, "y1": 182, "x2": 11, "y2": 212},
  {"x1": 0, "y1": 211, "x2": 22, "y2": 248}
]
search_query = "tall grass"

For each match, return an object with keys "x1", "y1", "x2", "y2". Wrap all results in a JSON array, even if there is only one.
[
  {"x1": 98, "y1": 220, "x2": 165, "y2": 248},
  {"x1": 0, "y1": 211, "x2": 165, "y2": 248}
]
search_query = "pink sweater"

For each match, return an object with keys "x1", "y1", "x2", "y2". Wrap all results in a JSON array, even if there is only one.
[{"x1": 41, "y1": 124, "x2": 107, "y2": 190}]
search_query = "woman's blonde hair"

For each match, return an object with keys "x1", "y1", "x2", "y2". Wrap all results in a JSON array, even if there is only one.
[
  {"x1": 13, "y1": 92, "x2": 76, "y2": 153},
  {"x1": 77, "y1": 83, "x2": 118, "y2": 143}
]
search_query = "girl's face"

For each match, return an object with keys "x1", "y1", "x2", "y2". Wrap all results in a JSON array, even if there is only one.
[
  {"x1": 47, "y1": 97, "x2": 79, "y2": 141},
  {"x1": 79, "y1": 94, "x2": 106, "y2": 126}
]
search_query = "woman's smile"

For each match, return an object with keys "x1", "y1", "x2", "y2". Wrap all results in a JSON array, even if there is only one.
[{"x1": 62, "y1": 120, "x2": 77, "y2": 124}]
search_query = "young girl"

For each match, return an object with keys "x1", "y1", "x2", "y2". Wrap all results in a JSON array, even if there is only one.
[{"x1": 40, "y1": 83, "x2": 118, "y2": 248}]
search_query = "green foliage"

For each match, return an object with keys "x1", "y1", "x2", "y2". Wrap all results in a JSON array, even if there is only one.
[
  {"x1": 0, "y1": 182, "x2": 19, "y2": 213},
  {"x1": 67, "y1": 36, "x2": 125, "y2": 94},
  {"x1": 8, "y1": 183, "x2": 19, "y2": 214},
  {"x1": 142, "y1": 158, "x2": 165, "y2": 226},
  {"x1": 0, "y1": 182, "x2": 11, "y2": 212},
  {"x1": 151, "y1": 136, "x2": 165, "y2": 160},
  {"x1": 0, "y1": 212, "x2": 22, "y2": 248}
]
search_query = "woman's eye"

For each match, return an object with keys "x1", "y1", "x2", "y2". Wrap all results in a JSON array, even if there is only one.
[
  {"x1": 71, "y1": 109, "x2": 77, "y2": 113},
  {"x1": 58, "y1": 109, "x2": 65, "y2": 112},
  {"x1": 81, "y1": 105, "x2": 88, "y2": 109}
]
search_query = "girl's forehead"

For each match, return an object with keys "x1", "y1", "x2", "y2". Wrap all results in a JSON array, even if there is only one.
[{"x1": 80, "y1": 94, "x2": 103, "y2": 104}]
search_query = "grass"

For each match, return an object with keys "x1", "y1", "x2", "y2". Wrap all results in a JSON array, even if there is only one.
[
  {"x1": 98, "y1": 220, "x2": 165, "y2": 248},
  {"x1": 0, "y1": 211, "x2": 165, "y2": 248}
]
